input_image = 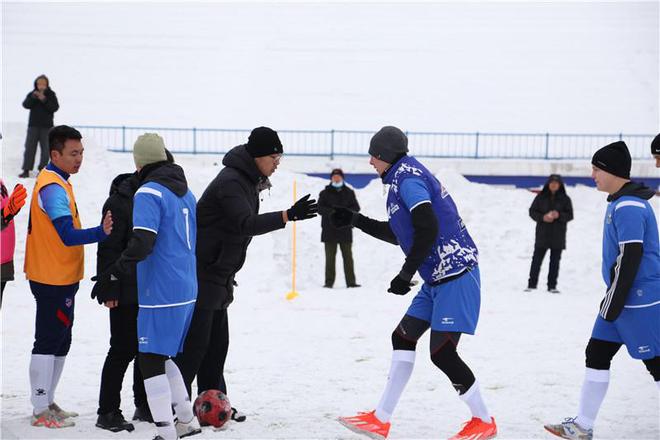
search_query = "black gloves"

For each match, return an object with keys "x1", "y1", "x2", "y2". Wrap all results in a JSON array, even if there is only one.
[
  {"x1": 388, "y1": 273, "x2": 415, "y2": 295},
  {"x1": 91, "y1": 265, "x2": 120, "y2": 305},
  {"x1": 287, "y1": 194, "x2": 318, "y2": 221},
  {"x1": 330, "y1": 206, "x2": 358, "y2": 228}
]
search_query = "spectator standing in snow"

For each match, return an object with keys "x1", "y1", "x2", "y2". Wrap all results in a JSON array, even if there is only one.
[
  {"x1": 20, "y1": 75, "x2": 59, "y2": 178},
  {"x1": 526, "y1": 174, "x2": 574, "y2": 293}
]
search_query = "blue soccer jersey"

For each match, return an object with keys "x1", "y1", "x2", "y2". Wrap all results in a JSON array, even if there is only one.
[
  {"x1": 602, "y1": 195, "x2": 660, "y2": 307},
  {"x1": 133, "y1": 182, "x2": 198, "y2": 307}
]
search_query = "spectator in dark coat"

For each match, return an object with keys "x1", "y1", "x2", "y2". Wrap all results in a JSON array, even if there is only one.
[
  {"x1": 174, "y1": 127, "x2": 317, "y2": 417},
  {"x1": 20, "y1": 75, "x2": 59, "y2": 178},
  {"x1": 318, "y1": 168, "x2": 361, "y2": 288},
  {"x1": 526, "y1": 174, "x2": 574, "y2": 293}
]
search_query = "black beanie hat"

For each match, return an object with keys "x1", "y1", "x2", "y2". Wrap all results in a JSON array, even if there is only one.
[
  {"x1": 330, "y1": 168, "x2": 344, "y2": 178},
  {"x1": 591, "y1": 141, "x2": 631, "y2": 179},
  {"x1": 369, "y1": 126, "x2": 409, "y2": 163},
  {"x1": 246, "y1": 126, "x2": 283, "y2": 158},
  {"x1": 652, "y1": 133, "x2": 660, "y2": 155}
]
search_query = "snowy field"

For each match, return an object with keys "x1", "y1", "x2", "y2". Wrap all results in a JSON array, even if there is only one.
[
  {"x1": 1, "y1": 134, "x2": 658, "y2": 440},
  {"x1": 2, "y1": 2, "x2": 659, "y2": 439}
]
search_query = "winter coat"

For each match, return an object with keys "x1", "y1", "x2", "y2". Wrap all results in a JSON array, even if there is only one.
[
  {"x1": 318, "y1": 184, "x2": 360, "y2": 243},
  {"x1": 22, "y1": 77, "x2": 59, "y2": 128},
  {"x1": 1, "y1": 180, "x2": 16, "y2": 282},
  {"x1": 529, "y1": 177, "x2": 574, "y2": 250},
  {"x1": 196, "y1": 145, "x2": 286, "y2": 310},
  {"x1": 97, "y1": 173, "x2": 141, "y2": 305}
]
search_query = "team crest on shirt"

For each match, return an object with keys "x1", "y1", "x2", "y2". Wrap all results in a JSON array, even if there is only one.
[
  {"x1": 638, "y1": 345, "x2": 651, "y2": 354},
  {"x1": 65, "y1": 298, "x2": 72, "y2": 308},
  {"x1": 138, "y1": 336, "x2": 149, "y2": 345},
  {"x1": 606, "y1": 212, "x2": 612, "y2": 224}
]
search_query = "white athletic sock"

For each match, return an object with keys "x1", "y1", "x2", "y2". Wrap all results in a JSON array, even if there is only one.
[
  {"x1": 49, "y1": 356, "x2": 66, "y2": 405},
  {"x1": 165, "y1": 359, "x2": 194, "y2": 423},
  {"x1": 459, "y1": 381, "x2": 491, "y2": 423},
  {"x1": 29, "y1": 354, "x2": 55, "y2": 414},
  {"x1": 375, "y1": 350, "x2": 416, "y2": 423},
  {"x1": 576, "y1": 367, "x2": 610, "y2": 430},
  {"x1": 144, "y1": 374, "x2": 177, "y2": 440}
]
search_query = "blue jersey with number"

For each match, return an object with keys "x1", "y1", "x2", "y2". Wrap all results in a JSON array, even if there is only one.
[
  {"x1": 602, "y1": 195, "x2": 660, "y2": 307},
  {"x1": 133, "y1": 182, "x2": 198, "y2": 307}
]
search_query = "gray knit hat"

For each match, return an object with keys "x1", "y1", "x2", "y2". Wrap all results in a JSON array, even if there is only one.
[
  {"x1": 369, "y1": 126, "x2": 408, "y2": 163},
  {"x1": 133, "y1": 133, "x2": 167, "y2": 168}
]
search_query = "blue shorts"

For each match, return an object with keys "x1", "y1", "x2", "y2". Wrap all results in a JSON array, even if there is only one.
[
  {"x1": 406, "y1": 267, "x2": 481, "y2": 334},
  {"x1": 138, "y1": 302, "x2": 195, "y2": 357},
  {"x1": 591, "y1": 303, "x2": 660, "y2": 360}
]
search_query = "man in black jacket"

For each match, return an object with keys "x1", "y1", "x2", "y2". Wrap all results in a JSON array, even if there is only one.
[
  {"x1": 318, "y1": 168, "x2": 360, "y2": 288},
  {"x1": 92, "y1": 150, "x2": 175, "y2": 432},
  {"x1": 526, "y1": 174, "x2": 574, "y2": 293},
  {"x1": 174, "y1": 126, "x2": 318, "y2": 415},
  {"x1": 20, "y1": 75, "x2": 59, "y2": 178}
]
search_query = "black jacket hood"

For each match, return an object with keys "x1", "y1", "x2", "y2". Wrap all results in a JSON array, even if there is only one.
[
  {"x1": 139, "y1": 162, "x2": 189, "y2": 197},
  {"x1": 608, "y1": 181, "x2": 656, "y2": 202},
  {"x1": 540, "y1": 175, "x2": 567, "y2": 197},
  {"x1": 33, "y1": 75, "x2": 51, "y2": 91},
  {"x1": 223, "y1": 144, "x2": 272, "y2": 191},
  {"x1": 109, "y1": 172, "x2": 140, "y2": 198}
]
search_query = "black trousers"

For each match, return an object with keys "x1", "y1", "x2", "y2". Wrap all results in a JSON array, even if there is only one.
[
  {"x1": 97, "y1": 304, "x2": 147, "y2": 414},
  {"x1": 174, "y1": 307, "x2": 229, "y2": 399},
  {"x1": 324, "y1": 241, "x2": 356, "y2": 286},
  {"x1": 528, "y1": 247, "x2": 562, "y2": 289},
  {"x1": 22, "y1": 127, "x2": 50, "y2": 172}
]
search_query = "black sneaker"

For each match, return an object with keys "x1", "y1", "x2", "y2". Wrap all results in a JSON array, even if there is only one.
[
  {"x1": 323, "y1": 284, "x2": 333, "y2": 288},
  {"x1": 231, "y1": 407, "x2": 246, "y2": 422},
  {"x1": 132, "y1": 404, "x2": 153, "y2": 423},
  {"x1": 18, "y1": 170, "x2": 29, "y2": 178},
  {"x1": 96, "y1": 410, "x2": 135, "y2": 432},
  {"x1": 548, "y1": 288, "x2": 560, "y2": 294},
  {"x1": 347, "y1": 284, "x2": 361, "y2": 288},
  {"x1": 524, "y1": 286, "x2": 536, "y2": 292}
]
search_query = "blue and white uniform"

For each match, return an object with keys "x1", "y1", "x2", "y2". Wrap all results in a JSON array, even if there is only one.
[
  {"x1": 591, "y1": 192, "x2": 660, "y2": 360},
  {"x1": 133, "y1": 180, "x2": 198, "y2": 357},
  {"x1": 383, "y1": 156, "x2": 481, "y2": 334}
]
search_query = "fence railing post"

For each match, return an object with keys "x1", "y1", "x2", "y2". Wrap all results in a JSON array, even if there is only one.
[
  {"x1": 475, "y1": 132, "x2": 480, "y2": 158},
  {"x1": 544, "y1": 133, "x2": 550, "y2": 159},
  {"x1": 330, "y1": 129, "x2": 335, "y2": 160},
  {"x1": 122, "y1": 126, "x2": 126, "y2": 152},
  {"x1": 193, "y1": 127, "x2": 197, "y2": 154},
  {"x1": 619, "y1": 133, "x2": 623, "y2": 141}
]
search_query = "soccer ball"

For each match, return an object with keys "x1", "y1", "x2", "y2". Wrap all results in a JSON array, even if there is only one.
[{"x1": 193, "y1": 389, "x2": 232, "y2": 428}]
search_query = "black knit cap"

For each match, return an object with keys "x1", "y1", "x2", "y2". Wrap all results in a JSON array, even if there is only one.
[
  {"x1": 652, "y1": 133, "x2": 660, "y2": 155},
  {"x1": 330, "y1": 168, "x2": 344, "y2": 178},
  {"x1": 246, "y1": 126, "x2": 283, "y2": 158},
  {"x1": 591, "y1": 141, "x2": 631, "y2": 179}
]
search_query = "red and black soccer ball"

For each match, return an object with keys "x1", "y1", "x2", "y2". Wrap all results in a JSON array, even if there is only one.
[{"x1": 193, "y1": 389, "x2": 232, "y2": 428}]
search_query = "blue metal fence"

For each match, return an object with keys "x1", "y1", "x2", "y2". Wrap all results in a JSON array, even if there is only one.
[{"x1": 75, "y1": 125, "x2": 655, "y2": 160}]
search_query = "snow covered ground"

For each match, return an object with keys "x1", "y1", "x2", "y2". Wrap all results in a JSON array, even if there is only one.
[{"x1": 1, "y1": 132, "x2": 658, "y2": 439}]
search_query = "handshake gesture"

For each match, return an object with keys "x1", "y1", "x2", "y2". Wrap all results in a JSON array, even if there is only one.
[{"x1": 286, "y1": 194, "x2": 318, "y2": 221}]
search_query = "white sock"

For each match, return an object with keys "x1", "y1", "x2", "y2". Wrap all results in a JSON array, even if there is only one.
[
  {"x1": 576, "y1": 368, "x2": 609, "y2": 430},
  {"x1": 49, "y1": 356, "x2": 66, "y2": 405},
  {"x1": 375, "y1": 350, "x2": 416, "y2": 423},
  {"x1": 459, "y1": 381, "x2": 491, "y2": 423},
  {"x1": 144, "y1": 374, "x2": 176, "y2": 440},
  {"x1": 29, "y1": 354, "x2": 54, "y2": 414},
  {"x1": 165, "y1": 359, "x2": 194, "y2": 423}
]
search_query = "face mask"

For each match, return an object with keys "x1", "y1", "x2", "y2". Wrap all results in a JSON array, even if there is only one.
[{"x1": 331, "y1": 180, "x2": 344, "y2": 188}]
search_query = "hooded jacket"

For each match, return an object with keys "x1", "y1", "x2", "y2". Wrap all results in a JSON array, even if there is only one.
[
  {"x1": 529, "y1": 176, "x2": 574, "y2": 249},
  {"x1": 196, "y1": 145, "x2": 286, "y2": 309},
  {"x1": 96, "y1": 172, "x2": 141, "y2": 304},
  {"x1": 22, "y1": 75, "x2": 59, "y2": 128},
  {"x1": 318, "y1": 183, "x2": 360, "y2": 243}
]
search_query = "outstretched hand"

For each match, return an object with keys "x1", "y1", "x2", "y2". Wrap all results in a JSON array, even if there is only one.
[{"x1": 286, "y1": 194, "x2": 318, "y2": 221}]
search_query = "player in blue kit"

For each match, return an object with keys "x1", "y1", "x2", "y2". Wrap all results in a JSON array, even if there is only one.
[
  {"x1": 333, "y1": 127, "x2": 496, "y2": 440},
  {"x1": 92, "y1": 133, "x2": 201, "y2": 440},
  {"x1": 545, "y1": 141, "x2": 660, "y2": 440}
]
